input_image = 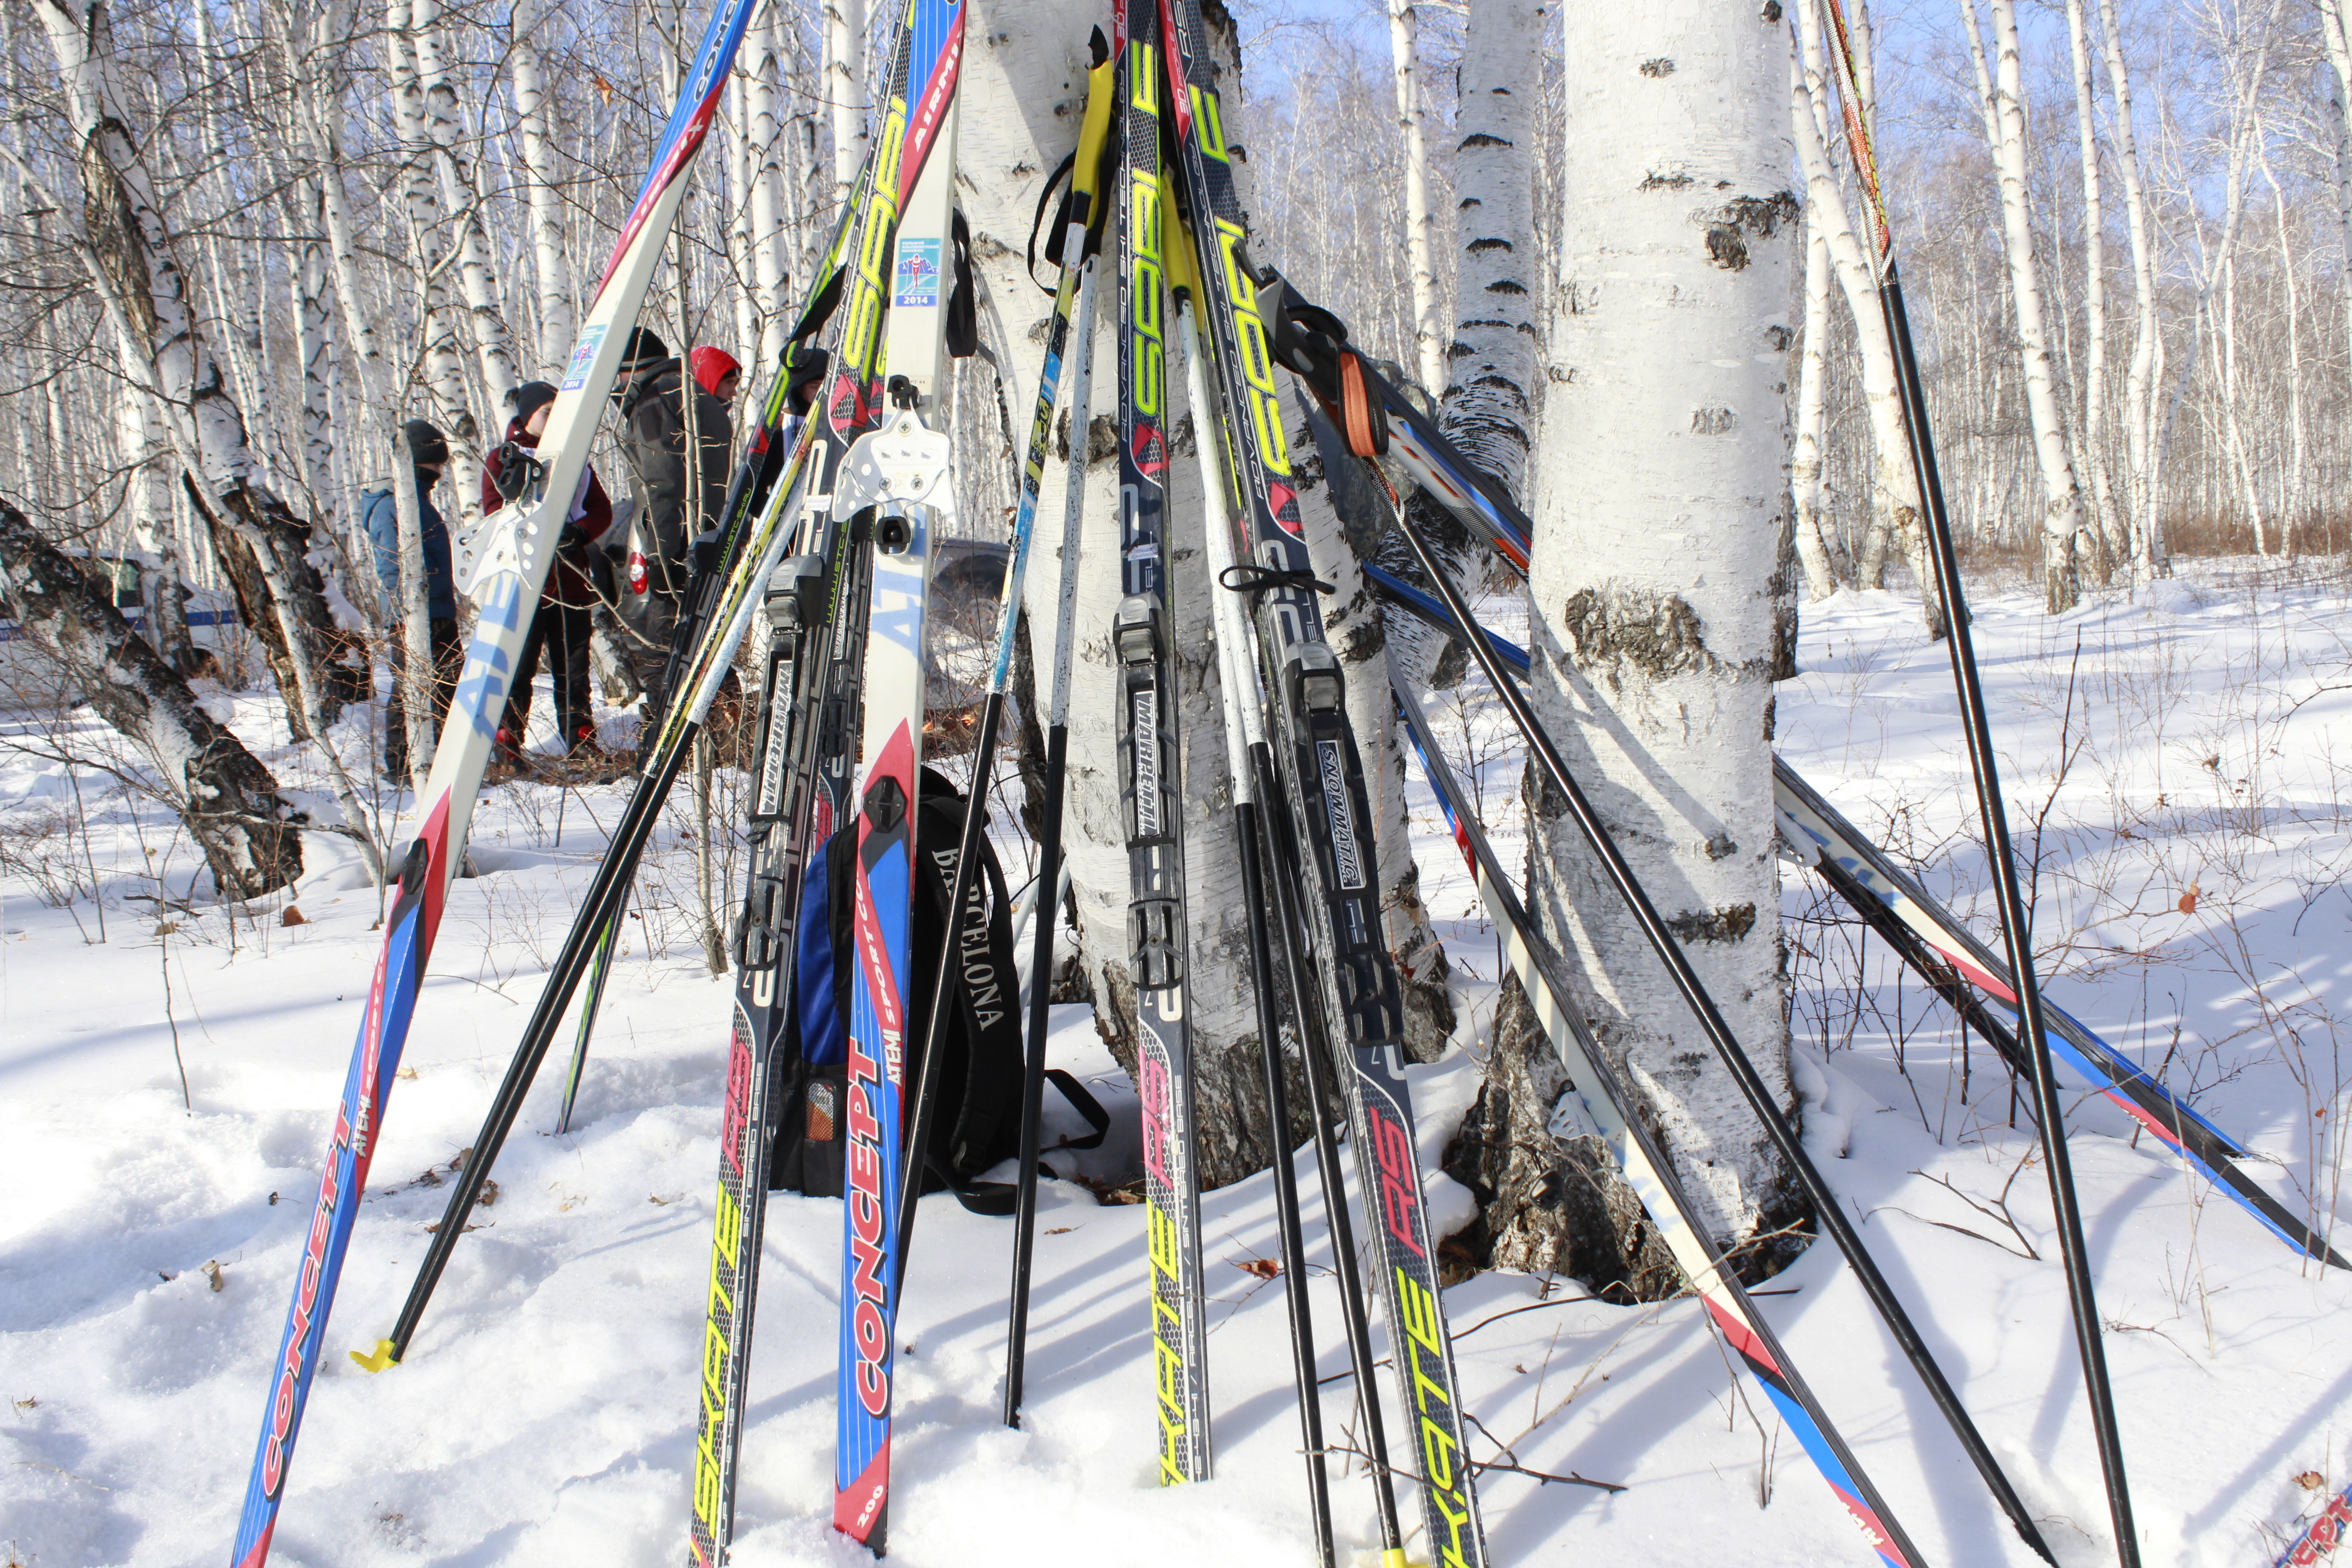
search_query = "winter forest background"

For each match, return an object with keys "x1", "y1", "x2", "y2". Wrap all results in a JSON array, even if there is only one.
[{"x1": 8, "y1": 0, "x2": 2352, "y2": 1563}]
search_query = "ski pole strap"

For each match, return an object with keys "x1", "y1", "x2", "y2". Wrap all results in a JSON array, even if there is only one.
[
  {"x1": 1218, "y1": 561, "x2": 1333, "y2": 606},
  {"x1": 1257, "y1": 274, "x2": 1392, "y2": 460},
  {"x1": 1026, "y1": 149, "x2": 1078, "y2": 289},
  {"x1": 947, "y1": 209, "x2": 979, "y2": 360}
]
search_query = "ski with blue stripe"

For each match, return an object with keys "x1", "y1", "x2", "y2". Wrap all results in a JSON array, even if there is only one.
[
  {"x1": 835, "y1": 2, "x2": 965, "y2": 1544},
  {"x1": 1361, "y1": 561, "x2": 2343, "y2": 1270},
  {"x1": 229, "y1": 0, "x2": 763, "y2": 1558},
  {"x1": 1398, "y1": 679, "x2": 1947, "y2": 1567}
]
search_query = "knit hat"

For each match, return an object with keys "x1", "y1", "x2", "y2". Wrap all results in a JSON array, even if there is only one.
[
  {"x1": 690, "y1": 346, "x2": 742, "y2": 397},
  {"x1": 402, "y1": 420, "x2": 449, "y2": 468},
  {"x1": 621, "y1": 326, "x2": 669, "y2": 365},
  {"x1": 509, "y1": 380, "x2": 559, "y2": 431}
]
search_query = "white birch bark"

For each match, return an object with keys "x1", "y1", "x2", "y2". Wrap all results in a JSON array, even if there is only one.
[
  {"x1": 747, "y1": 11, "x2": 789, "y2": 365},
  {"x1": 1530, "y1": 1, "x2": 1798, "y2": 1249},
  {"x1": 1960, "y1": 0, "x2": 2085, "y2": 612},
  {"x1": 1388, "y1": 0, "x2": 1443, "y2": 396},
  {"x1": 2064, "y1": 0, "x2": 2124, "y2": 580},
  {"x1": 510, "y1": 0, "x2": 577, "y2": 371},
  {"x1": 413, "y1": 0, "x2": 521, "y2": 413},
  {"x1": 1790, "y1": 201, "x2": 1839, "y2": 601},
  {"x1": 2262, "y1": 145, "x2": 2308, "y2": 549},
  {"x1": 1443, "y1": 0, "x2": 1539, "y2": 509},
  {"x1": 2096, "y1": 0, "x2": 2164, "y2": 580},
  {"x1": 826, "y1": 0, "x2": 868, "y2": 212},
  {"x1": 2319, "y1": 0, "x2": 2352, "y2": 378},
  {"x1": 387, "y1": 0, "x2": 486, "y2": 511},
  {"x1": 1788, "y1": 9, "x2": 1934, "y2": 625}
]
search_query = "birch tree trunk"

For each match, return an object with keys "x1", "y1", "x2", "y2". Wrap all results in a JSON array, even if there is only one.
[
  {"x1": 1961, "y1": 0, "x2": 2084, "y2": 612},
  {"x1": 1461, "y1": 0, "x2": 1802, "y2": 1280},
  {"x1": 1788, "y1": 8, "x2": 1936, "y2": 631},
  {"x1": 2096, "y1": 0, "x2": 2164, "y2": 580},
  {"x1": 414, "y1": 0, "x2": 521, "y2": 413},
  {"x1": 1388, "y1": 0, "x2": 1443, "y2": 396},
  {"x1": 747, "y1": 11, "x2": 789, "y2": 365},
  {"x1": 0, "y1": 498, "x2": 306, "y2": 899},
  {"x1": 2319, "y1": 0, "x2": 2352, "y2": 382},
  {"x1": 511, "y1": 0, "x2": 577, "y2": 372},
  {"x1": 120, "y1": 386, "x2": 195, "y2": 670},
  {"x1": 387, "y1": 0, "x2": 486, "y2": 514},
  {"x1": 1442, "y1": 0, "x2": 1539, "y2": 512},
  {"x1": 1789, "y1": 201, "x2": 1839, "y2": 601},
  {"x1": 2064, "y1": 0, "x2": 2124, "y2": 581},
  {"x1": 826, "y1": 0, "x2": 867, "y2": 211}
]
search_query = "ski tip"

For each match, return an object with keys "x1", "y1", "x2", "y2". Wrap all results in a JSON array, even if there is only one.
[{"x1": 349, "y1": 1339, "x2": 401, "y2": 1374}]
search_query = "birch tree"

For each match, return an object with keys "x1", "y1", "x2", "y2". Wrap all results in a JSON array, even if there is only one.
[
  {"x1": 1388, "y1": 0, "x2": 1444, "y2": 395},
  {"x1": 1789, "y1": 0, "x2": 1937, "y2": 627},
  {"x1": 2097, "y1": 0, "x2": 2166, "y2": 579},
  {"x1": 510, "y1": 0, "x2": 577, "y2": 372},
  {"x1": 2065, "y1": 0, "x2": 2125, "y2": 578},
  {"x1": 1959, "y1": 0, "x2": 2086, "y2": 611},
  {"x1": 1456, "y1": 1, "x2": 1801, "y2": 1279}
]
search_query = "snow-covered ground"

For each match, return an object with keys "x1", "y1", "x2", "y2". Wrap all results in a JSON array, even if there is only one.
[{"x1": 5, "y1": 564, "x2": 2351, "y2": 1567}]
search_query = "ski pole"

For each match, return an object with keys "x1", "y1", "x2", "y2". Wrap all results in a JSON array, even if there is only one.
[
  {"x1": 1385, "y1": 496, "x2": 2050, "y2": 1563},
  {"x1": 1814, "y1": 2, "x2": 2135, "y2": 1557},
  {"x1": 1174, "y1": 239, "x2": 1338, "y2": 1565},
  {"x1": 1004, "y1": 164, "x2": 1106, "y2": 1428}
]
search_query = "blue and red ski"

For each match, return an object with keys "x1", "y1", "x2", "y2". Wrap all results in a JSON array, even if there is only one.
[{"x1": 229, "y1": 0, "x2": 763, "y2": 1558}]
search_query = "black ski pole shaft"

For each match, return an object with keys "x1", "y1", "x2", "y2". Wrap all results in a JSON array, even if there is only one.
[
  {"x1": 1003, "y1": 717, "x2": 1066, "y2": 1428},
  {"x1": 1235, "y1": 788, "x2": 1336, "y2": 1567},
  {"x1": 1883, "y1": 255, "x2": 2136, "y2": 1565},
  {"x1": 1809, "y1": 3, "x2": 2135, "y2": 1553},
  {"x1": 1183, "y1": 298, "x2": 1335, "y2": 1557},
  {"x1": 372, "y1": 733, "x2": 696, "y2": 1367},
  {"x1": 1253, "y1": 740, "x2": 1406, "y2": 1558},
  {"x1": 1391, "y1": 510, "x2": 2053, "y2": 1561},
  {"x1": 1004, "y1": 253, "x2": 1102, "y2": 1429}
]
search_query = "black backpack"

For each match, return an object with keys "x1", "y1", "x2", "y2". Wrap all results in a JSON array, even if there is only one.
[{"x1": 768, "y1": 767, "x2": 1107, "y2": 1212}]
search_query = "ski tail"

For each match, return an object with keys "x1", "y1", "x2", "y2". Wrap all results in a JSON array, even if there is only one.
[
  {"x1": 1111, "y1": 0, "x2": 1214, "y2": 1487},
  {"x1": 1394, "y1": 686, "x2": 1927, "y2": 1568},
  {"x1": 232, "y1": 839, "x2": 437, "y2": 1566},
  {"x1": 1774, "y1": 758, "x2": 2348, "y2": 1271}
]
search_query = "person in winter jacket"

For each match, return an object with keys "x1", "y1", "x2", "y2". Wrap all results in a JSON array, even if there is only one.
[
  {"x1": 361, "y1": 420, "x2": 458, "y2": 779},
  {"x1": 611, "y1": 327, "x2": 733, "y2": 702},
  {"x1": 481, "y1": 381, "x2": 617, "y2": 776}
]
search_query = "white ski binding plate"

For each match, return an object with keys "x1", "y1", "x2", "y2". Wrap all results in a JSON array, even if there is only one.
[
  {"x1": 830, "y1": 409, "x2": 957, "y2": 530},
  {"x1": 455, "y1": 492, "x2": 553, "y2": 598}
]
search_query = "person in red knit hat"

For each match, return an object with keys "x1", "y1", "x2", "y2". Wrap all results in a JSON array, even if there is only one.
[
  {"x1": 480, "y1": 380, "x2": 618, "y2": 778},
  {"x1": 690, "y1": 345, "x2": 742, "y2": 406}
]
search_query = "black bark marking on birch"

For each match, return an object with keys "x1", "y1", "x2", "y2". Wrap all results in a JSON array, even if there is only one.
[
  {"x1": 80, "y1": 130, "x2": 158, "y2": 338},
  {"x1": 1467, "y1": 237, "x2": 1514, "y2": 253},
  {"x1": 1485, "y1": 279, "x2": 1529, "y2": 294},
  {"x1": 1765, "y1": 323, "x2": 1793, "y2": 351},
  {"x1": 1459, "y1": 132, "x2": 1511, "y2": 149},
  {"x1": 1665, "y1": 902, "x2": 1756, "y2": 945},
  {"x1": 1638, "y1": 58, "x2": 1675, "y2": 77},
  {"x1": 1762, "y1": 0, "x2": 1784, "y2": 20},
  {"x1": 1558, "y1": 585, "x2": 1716, "y2": 695},
  {"x1": 1702, "y1": 191, "x2": 1801, "y2": 272},
  {"x1": 1691, "y1": 407, "x2": 1737, "y2": 436},
  {"x1": 1638, "y1": 170, "x2": 1695, "y2": 192}
]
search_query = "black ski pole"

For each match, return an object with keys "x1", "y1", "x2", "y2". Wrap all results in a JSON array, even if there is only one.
[
  {"x1": 1388, "y1": 502, "x2": 2055, "y2": 1564},
  {"x1": 1181, "y1": 286, "x2": 1337, "y2": 1564},
  {"x1": 1815, "y1": 3, "x2": 2136, "y2": 1558},
  {"x1": 1003, "y1": 232, "x2": 1103, "y2": 1432},
  {"x1": 360, "y1": 732, "x2": 695, "y2": 1369}
]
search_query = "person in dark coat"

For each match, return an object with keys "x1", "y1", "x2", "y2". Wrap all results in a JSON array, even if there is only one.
[
  {"x1": 481, "y1": 381, "x2": 617, "y2": 776},
  {"x1": 610, "y1": 328, "x2": 733, "y2": 703},
  {"x1": 361, "y1": 420, "x2": 459, "y2": 780}
]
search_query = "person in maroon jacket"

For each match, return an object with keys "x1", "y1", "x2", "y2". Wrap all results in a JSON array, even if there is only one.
[{"x1": 481, "y1": 380, "x2": 616, "y2": 776}]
